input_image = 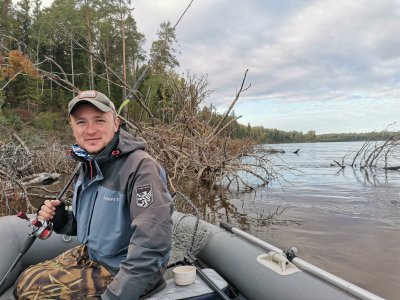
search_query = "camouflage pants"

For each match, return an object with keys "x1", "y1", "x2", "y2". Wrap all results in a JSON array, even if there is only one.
[{"x1": 14, "y1": 245, "x2": 113, "y2": 300}]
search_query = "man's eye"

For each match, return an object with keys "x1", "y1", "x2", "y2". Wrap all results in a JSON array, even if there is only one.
[
  {"x1": 96, "y1": 119, "x2": 106, "y2": 123},
  {"x1": 76, "y1": 121, "x2": 86, "y2": 125}
]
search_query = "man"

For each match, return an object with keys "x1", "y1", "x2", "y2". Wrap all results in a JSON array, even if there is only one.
[{"x1": 14, "y1": 90, "x2": 173, "y2": 299}]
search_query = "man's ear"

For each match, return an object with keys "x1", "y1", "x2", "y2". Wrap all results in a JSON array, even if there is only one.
[{"x1": 115, "y1": 117, "x2": 121, "y2": 132}]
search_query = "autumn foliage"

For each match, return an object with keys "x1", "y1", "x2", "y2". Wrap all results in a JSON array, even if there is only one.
[{"x1": 0, "y1": 50, "x2": 39, "y2": 80}]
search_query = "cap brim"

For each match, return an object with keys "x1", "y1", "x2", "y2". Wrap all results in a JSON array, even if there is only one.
[{"x1": 68, "y1": 99, "x2": 113, "y2": 115}]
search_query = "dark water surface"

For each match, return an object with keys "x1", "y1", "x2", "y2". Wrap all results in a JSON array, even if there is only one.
[{"x1": 228, "y1": 141, "x2": 400, "y2": 300}]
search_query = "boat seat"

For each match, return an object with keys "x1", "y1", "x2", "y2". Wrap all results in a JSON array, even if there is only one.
[{"x1": 147, "y1": 268, "x2": 229, "y2": 300}]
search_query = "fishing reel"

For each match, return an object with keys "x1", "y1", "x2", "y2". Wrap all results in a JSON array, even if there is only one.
[{"x1": 17, "y1": 212, "x2": 54, "y2": 240}]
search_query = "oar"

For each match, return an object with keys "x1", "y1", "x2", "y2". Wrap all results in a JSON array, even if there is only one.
[
  {"x1": 0, "y1": 163, "x2": 80, "y2": 289},
  {"x1": 220, "y1": 222, "x2": 385, "y2": 300}
]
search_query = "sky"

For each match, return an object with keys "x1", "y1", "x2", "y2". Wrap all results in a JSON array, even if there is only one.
[
  {"x1": 41, "y1": 0, "x2": 400, "y2": 134},
  {"x1": 131, "y1": 0, "x2": 400, "y2": 134}
]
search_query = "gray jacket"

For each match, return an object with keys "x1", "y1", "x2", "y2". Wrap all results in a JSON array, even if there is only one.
[{"x1": 57, "y1": 128, "x2": 173, "y2": 299}]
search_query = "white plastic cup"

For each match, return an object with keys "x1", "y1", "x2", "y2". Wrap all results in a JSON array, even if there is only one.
[{"x1": 173, "y1": 265, "x2": 196, "y2": 285}]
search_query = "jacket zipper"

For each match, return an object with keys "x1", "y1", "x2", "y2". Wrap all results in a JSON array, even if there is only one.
[{"x1": 89, "y1": 160, "x2": 93, "y2": 179}]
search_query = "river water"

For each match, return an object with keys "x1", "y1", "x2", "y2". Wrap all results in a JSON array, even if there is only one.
[{"x1": 226, "y1": 141, "x2": 400, "y2": 300}]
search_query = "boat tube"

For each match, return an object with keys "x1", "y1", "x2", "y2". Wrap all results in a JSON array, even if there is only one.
[{"x1": 0, "y1": 213, "x2": 385, "y2": 300}]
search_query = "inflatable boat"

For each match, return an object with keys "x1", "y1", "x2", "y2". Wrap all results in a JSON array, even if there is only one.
[{"x1": 0, "y1": 212, "x2": 385, "y2": 300}]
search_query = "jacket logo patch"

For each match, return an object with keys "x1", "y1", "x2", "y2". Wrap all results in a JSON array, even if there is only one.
[{"x1": 137, "y1": 184, "x2": 153, "y2": 208}]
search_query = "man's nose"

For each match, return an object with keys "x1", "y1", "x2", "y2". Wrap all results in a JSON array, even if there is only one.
[{"x1": 85, "y1": 122, "x2": 97, "y2": 134}]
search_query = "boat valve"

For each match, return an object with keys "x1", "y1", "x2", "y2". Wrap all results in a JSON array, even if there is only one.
[{"x1": 17, "y1": 212, "x2": 53, "y2": 240}]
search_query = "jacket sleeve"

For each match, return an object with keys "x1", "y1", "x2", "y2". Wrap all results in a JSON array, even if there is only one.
[{"x1": 101, "y1": 157, "x2": 173, "y2": 300}]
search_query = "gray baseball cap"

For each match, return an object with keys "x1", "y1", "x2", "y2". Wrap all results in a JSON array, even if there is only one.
[{"x1": 68, "y1": 90, "x2": 116, "y2": 115}]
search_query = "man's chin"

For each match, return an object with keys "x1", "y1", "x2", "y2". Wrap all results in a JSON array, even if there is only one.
[{"x1": 84, "y1": 145, "x2": 103, "y2": 155}]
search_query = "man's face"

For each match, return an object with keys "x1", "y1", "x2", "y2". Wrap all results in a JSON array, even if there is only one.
[{"x1": 70, "y1": 103, "x2": 120, "y2": 154}]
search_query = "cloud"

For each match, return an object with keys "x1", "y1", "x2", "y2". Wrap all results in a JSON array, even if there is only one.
[{"x1": 129, "y1": 0, "x2": 400, "y2": 132}]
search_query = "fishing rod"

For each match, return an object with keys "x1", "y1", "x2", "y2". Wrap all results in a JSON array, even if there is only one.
[
  {"x1": 0, "y1": 163, "x2": 81, "y2": 289},
  {"x1": 219, "y1": 222, "x2": 385, "y2": 300}
]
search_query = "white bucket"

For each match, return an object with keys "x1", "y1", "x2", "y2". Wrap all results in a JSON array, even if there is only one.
[{"x1": 173, "y1": 265, "x2": 196, "y2": 285}]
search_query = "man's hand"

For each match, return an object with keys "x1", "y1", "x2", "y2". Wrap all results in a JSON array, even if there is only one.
[{"x1": 38, "y1": 200, "x2": 62, "y2": 220}]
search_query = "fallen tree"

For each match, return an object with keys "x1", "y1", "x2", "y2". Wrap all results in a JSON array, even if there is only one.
[
  {"x1": 333, "y1": 126, "x2": 400, "y2": 170},
  {"x1": 0, "y1": 124, "x2": 75, "y2": 215},
  {"x1": 138, "y1": 70, "x2": 283, "y2": 193}
]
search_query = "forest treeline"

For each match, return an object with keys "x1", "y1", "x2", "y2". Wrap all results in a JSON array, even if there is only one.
[
  {"x1": 0, "y1": 0, "x2": 386, "y2": 145},
  {"x1": 238, "y1": 126, "x2": 397, "y2": 144},
  {"x1": 0, "y1": 0, "x2": 184, "y2": 128}
]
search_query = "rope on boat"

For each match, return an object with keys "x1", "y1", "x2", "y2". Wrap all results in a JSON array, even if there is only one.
[{"x1": 170, "y1": 192, "x2": 210, "y2": 264}]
